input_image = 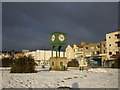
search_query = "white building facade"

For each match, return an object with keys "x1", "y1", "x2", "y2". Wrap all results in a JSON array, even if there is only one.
[{"x1": 25, "y1": 50, "x2": 66, "y2": 66}]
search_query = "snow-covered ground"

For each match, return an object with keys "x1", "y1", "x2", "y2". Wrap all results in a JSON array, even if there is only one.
[{"x1": 2, "y1": 68, "x2": 119, "y2": 88}]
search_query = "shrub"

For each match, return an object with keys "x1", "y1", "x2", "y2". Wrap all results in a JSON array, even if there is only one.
[
  {"x1": 67, "y1": 59, "x2": 79, "y2": 67},
  {"x1": 10, "y1": 55, "x2": 37, "y2": 73},
  {"x1": 1, "y1": 57, "x2": 13, "y2": 67},
  {"x1": 114, "y1": 54, "x2": 120, "y2": 68}
]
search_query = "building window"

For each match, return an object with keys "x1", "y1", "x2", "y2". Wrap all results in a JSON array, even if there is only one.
[
  {"x1": 118, "y1": 43, "x2": 120, "y2": 47},
  {"x1": 92, "y1": 52, "x2": 95, "y2": 55},
  {"x1": 96, "y1": 46, "x2": 100, "y2": 48},
  {"x1": 60, "y1": 62, "x2": 63, "y2": 66},
  {"x1": 116, "y1": 42, "x2": 120, "y2": 47},
  {"x1": 52, "y1": 62, "x2": 54, "y2": 66},
  {"x1": 103, "y1": 44, "x2": 105, "y2": 47},
  {"x1": 115, "y1": 34, "x2": 120, "y2": 39},
  {"x1": 116, "y1": 51, "x2": 120, "y2": 54},
  {"x1": 109, "y1": 44, "x2": 111, "y2": 46},
  {"x1": 104, "y1": 50, "x2": 106, "y2": 54},
  {"x1": 86, "y1": 47, "x2": 88, "y2": 49},
  {"x1": 96, "y1": 51, "x2": 100, "y2": 54},
  {"x1": 80, "y1": 55, "x2": 83, "y2": 57}
]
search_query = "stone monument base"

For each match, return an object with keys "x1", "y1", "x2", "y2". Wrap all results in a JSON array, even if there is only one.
[{"x1": 50, "y1": 57, "x2": 67, "y2": 71}]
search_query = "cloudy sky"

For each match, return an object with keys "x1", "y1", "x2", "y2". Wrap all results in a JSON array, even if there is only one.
[{"x1": 2, "y1": 2, "x2": 118, "y2": 51}]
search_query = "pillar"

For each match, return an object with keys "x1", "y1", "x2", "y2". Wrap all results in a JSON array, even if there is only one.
[
  {"x1": 63, "y1": 50, "x2": 65, "y2": 57},
  {"x1": 56, "y1": 48, "x2": 58, "y2": 57},
  {"x1": 51, "y1": 46, "x2": 54, "y2": 57},
  {"x1": 59, "y1": 50, "x2": 60, "y2": 57}
]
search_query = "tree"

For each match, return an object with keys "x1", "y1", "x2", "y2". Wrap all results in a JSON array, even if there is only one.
[
  {"x1": 1, "y1": 57, "x2": 13, "y2": 67},
  {"x1": 67, "y1": 59, "x2": 79, "y2": 67},
  {"x1": 10, "y1": 55, "x2": 37, "y2": 73},
  {"x1": 114, "y1": 54, "x2": 120, "y2": 68}
]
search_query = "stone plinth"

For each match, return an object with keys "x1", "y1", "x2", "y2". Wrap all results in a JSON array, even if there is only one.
[{"x1": 50, "y1": 57, "x2": 67, "y2": 71}]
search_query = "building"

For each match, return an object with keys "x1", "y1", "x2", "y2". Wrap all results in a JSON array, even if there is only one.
[
  {"x1": 66, "y1": 45, "x2": 74, "y2": 61},
  {"x1": 14, "y1": 53, "x2": 24, "y2": 59},
  {"x1": 106, "y1": 30, "x2": 120, "y2": 66},
  {"x1": 82, "y1": 41, "x2": 106, "y2": 66},
  {"x1": 106, "y1": 30, "x2": 120, "y2": 59},
  {"x1": 0, "y1": 53, "x2": 11, "y2": 59},
  {"x1": 25, "y1": 50, "x2": 66, "y2": 66},
  {"x1": 66, "y1": 41, "x2": 106, "y2": 66},
  {"x1": 66, "y1": 43, "x2": 87, "y2": 67}
]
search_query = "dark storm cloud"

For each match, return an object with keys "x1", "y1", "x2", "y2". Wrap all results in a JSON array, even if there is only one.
[{"x1": 2, "y1": 2, "x2": 118, "y2": 51}]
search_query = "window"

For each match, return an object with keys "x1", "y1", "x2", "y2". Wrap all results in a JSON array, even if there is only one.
[
  {"x1": 115, "y1": 34, "x2": 120, "y2": 39},
  {"x1": 109, "y1": 36, "x2": 111, "y2": 38},
  {"x1": 103, "y1": 44, "x2": 105, "y2": 47},
  {"x1": 104, "y1": 50, "x2": 106, "y2": 54},
  {"x1": 96, "y1": 51, "x2": 100, "y2": 54},
  {"x1": 80, "y1": 55, "x2": 83, "y2": 57},
  {"x1": 109, "y1": 44, "x2": 111, "y2": 46},
  {"x1": 116, "y1": 51, "x2": 120, "y2": 54},
  {"x1": 86, "y1": 47, "x2": 88, "y2": 49},
  {"x1": 91, "y1": 52, "x2": 95, "y2": 55},
  {"x1": 52, "y1": 62, "x2": 54, "y2": 66},
  {"x1": 96, "y1": 46, "x2": 100, "y2": 48},
  {"x1": 60, "y1": 62, "x2": 63, "y2": 66},
  {"x1": 117, "y1": 42, "x2": 120, "y2": 47}
]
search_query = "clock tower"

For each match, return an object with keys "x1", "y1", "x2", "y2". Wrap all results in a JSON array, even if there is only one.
[
  {"x1": 50, "y1": 26, "x2": 67, "y2": 71},
  {"x1": 50, "y1": 25, "x2": 67, "y2": 71}
]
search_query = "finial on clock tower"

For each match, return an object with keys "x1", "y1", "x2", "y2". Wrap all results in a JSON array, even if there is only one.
[{"x1": 57, "y1": 24, "x2": 60, "y2": 32}]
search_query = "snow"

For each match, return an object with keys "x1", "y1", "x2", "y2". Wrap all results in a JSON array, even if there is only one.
[{"x1": 1, "y1": 68, "x2": 119, "y2": 88}]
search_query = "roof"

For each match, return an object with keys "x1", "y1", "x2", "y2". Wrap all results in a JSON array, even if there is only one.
[{"x1": 50, "y1": 32, "x2": 67, "y2": 35}]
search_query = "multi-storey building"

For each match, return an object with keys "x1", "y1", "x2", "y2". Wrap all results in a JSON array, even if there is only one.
[
  {"x1": 66, "y1": 41, "x2": 106, "y2": 66},
  {"x1": 82, "y1": 41, "x2": 106, "y2": 66},
  {"x1": 105, "y1": 29, "x2": 120, "y2": 67},
  {"x1": 106, "y1": 30, "x2": 120, "y2": 60}
]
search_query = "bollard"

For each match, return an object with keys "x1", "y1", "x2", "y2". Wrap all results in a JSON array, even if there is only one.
[
  {"x1": 82, "y1": 67, "x2": 84, "y2": 71},
  {"x1": 80, "y1": 67, "x2": 84, "y2": 71},
  {"x1": 62, "y1": 66, "x2": 65, "y2": 71},
  {"x1": 80, "y1": 67, "x2": 81, "y2": 71}
]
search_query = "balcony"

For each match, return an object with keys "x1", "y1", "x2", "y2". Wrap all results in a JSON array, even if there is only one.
[
  {"x1": 115, "y1": 41, "x2": 120, "y2": 47},
  {"x1": 115, "y1": 34, "x2": 120, "y2": 39}
]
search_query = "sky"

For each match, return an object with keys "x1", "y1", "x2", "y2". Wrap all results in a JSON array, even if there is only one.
[{"x1": 2, "y1": 2, "x2": 118, "y2": 51}]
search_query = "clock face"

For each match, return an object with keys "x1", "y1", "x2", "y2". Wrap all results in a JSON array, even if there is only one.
[
  {"x1": 59, "y1": 34, "x2": 65, "y2": 42},
  {"x1": 51, "y1": 35, "x2": 55, "y2": 41}
]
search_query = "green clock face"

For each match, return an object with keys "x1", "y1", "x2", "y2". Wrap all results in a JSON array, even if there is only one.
[
  {"x1": 59, "y1": 34, "x2": 65, "y2": 42},
  {"x1": 50, "y1": 32, "x2": 67, "y2": 47},
  {"x1": 51, "y1": 35, "x2": 55, "y2": 42}
]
